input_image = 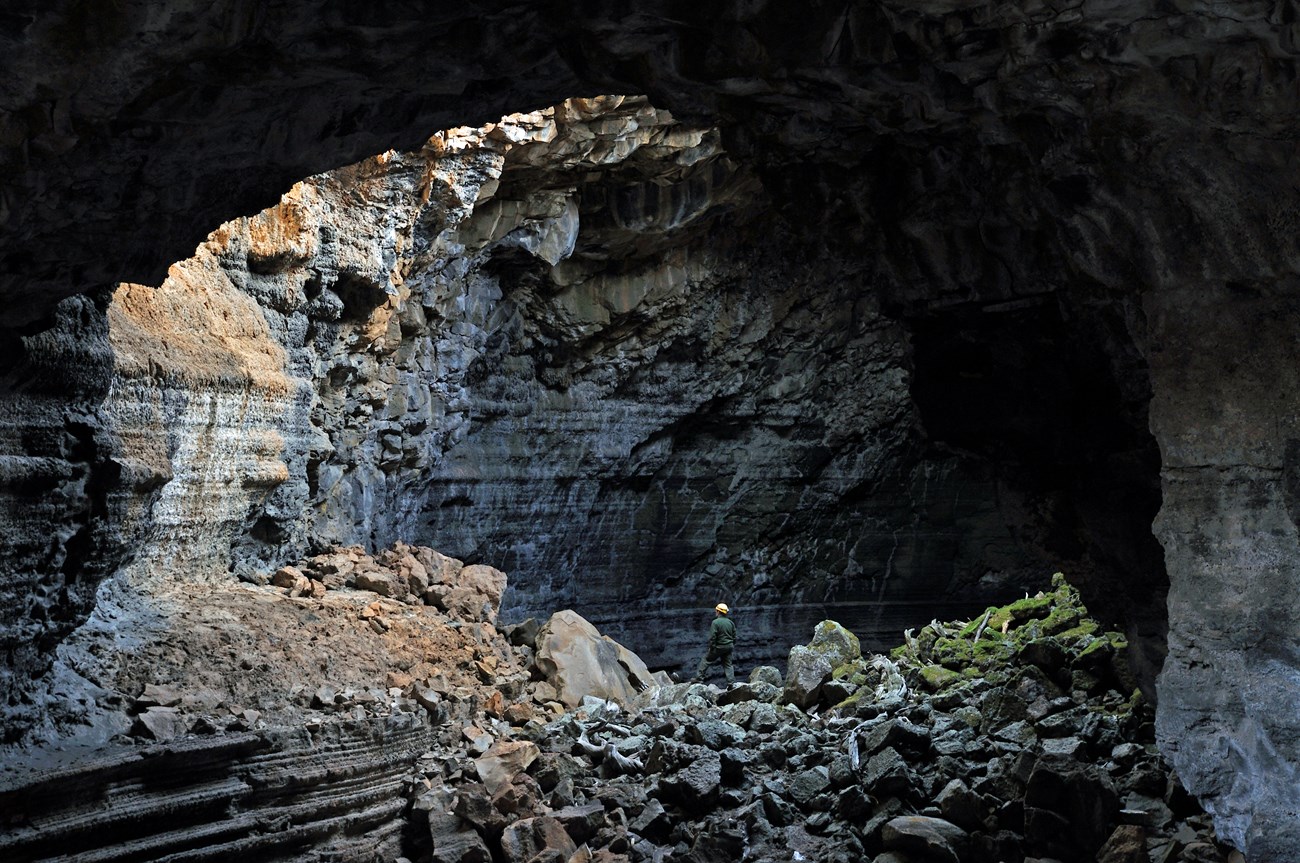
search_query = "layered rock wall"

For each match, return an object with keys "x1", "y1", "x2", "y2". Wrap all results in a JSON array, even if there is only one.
[
  {"x1": 1, "y1": 717, "x2": 433, "y2": 863},
  {"x1": 63, "y1": 97, "x2": 1120, "y2": 679},
  {"x1": 4, "y1": 1, "x2": 1300, "y2": 855}
]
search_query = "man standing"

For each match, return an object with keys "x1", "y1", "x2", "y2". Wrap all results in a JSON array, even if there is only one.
[{"x1": 691, "y1": 602, "x2": 737, "y2": 685}]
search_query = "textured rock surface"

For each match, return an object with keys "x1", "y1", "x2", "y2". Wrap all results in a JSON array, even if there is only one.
[
  {"x1": 5, "y1": 93, "x2": 1101, "y2": 713},
  {"x1": 534, "y1": 610, "x2": 659, "y2": 709},
  {"x1": 3, "y1": 2, "x2": 1300, "y2": 853}
]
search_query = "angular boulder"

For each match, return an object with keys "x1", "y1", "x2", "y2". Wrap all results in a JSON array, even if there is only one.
[
  {"x1": 783, "y1": 644, "x2": 832, "y2": 709},
  {"x1": 809, "y1": 619, "x2": 861, "y2": 669},
  {"x1": 535, "y1": 610, "x2": 656, "y2": 708},
  {"x1": 474, "y1": 739, "x2": 540, "y2": 795},
  {"x1": 881, "y1": 815, "x2": 969, "y2": 863},
  {"x1": 443, "y1": 563, "x2": 507, "y2": 623},
  {"x1": 500, "y1": 815, "x2": 577, "y2": 863}
]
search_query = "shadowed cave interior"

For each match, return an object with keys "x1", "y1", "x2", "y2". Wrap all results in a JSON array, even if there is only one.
[{"x1": 5, "y1": 2, "x2": 1300, "y2": 858}]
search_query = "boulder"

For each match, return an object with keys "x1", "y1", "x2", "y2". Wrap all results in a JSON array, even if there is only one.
[
  {"x1": 500, "y1": 815, "x2": 577, "y2": 863},
  {"x1": 443, "y1": 563, "x2": 507, "y2": 623},
  {"x1": 137, "y1": 683, "x2": 183, "y2": 708},
  {"x1": 354, "y1": 569, "x2": 408, "y2": 599},
  {"x1": 860, "y1": 717, "x2": 930, "y2": 757},
  {"x1": 551, "y1": 802, "x2": 607, "y2": 844},
  {"x1": 783, "y1": 645, "x2": 832, "y2": 709},
  {"x1": 421, "y1": 785, "x2": 493, "y2": 863},
  {"x1": 809, "y1": 620, "x2": 862, "y2": 669},
  {"x1": 684, "y1": 718, "x2": 747, "y2": 751},
  {"x1": 131, "y1": 706, "x2": 187, "y2": 741},
  {"x1": 658, "y1": 750, "x2": 722, "y2": 809},
  {"x1": 1096, "y1": 824, "x2": 1147, "y2": 863},
  {"x1": 788, "y1": 766, "x2": 831, "y2": 807},
  {"x1": 864, "y1": 747, "x2": 914, "y2": 797},
  {"x1": 535, "y1": 610, "x2": 656, "y2": 708},
  {"x1": 271, "y1": 565, "x2": 305, "y2": 588},
  {"x1": 474, "y1": 739, "x2": 540, "y2": 795},
  {"x1": 881, "y1": 815, "x2": 968, "y2": 863},
  {"x1": 414, "y1": 546, "x2": 465, "y2": 585},
  {"x1": 935, "y1": 779, "x2": 984, "y2": 831},
  {"x1": 452, "y1": 782, "x2": 507, "y2": 836}
]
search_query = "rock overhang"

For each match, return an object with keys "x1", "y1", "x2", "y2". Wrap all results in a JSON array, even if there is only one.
[{"x1": 3, "y1": 2, "x2": 1300, "y2": 855}]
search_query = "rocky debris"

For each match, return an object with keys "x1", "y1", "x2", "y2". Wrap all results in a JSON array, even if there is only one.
[
  {"x1": 2, "y1": 553, "x2": 1239, "y2": 863},
  {"x1": 535, "y1": 610, "x2": 667, "y2": 709},
  {"x1": 272, "y1": 542, "x2": 508, "y2": 625},
  {"x1": 388, "y1": 571, "x2": 1236, "y2": 863}
]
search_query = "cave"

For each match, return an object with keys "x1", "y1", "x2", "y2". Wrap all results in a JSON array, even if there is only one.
[{"x1": 3, "y1": 2, "x2": 1300, "y2": 860}]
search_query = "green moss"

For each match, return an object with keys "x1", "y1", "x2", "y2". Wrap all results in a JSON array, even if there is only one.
[
  {"x1": 915, "y1": 625, "x2": 940, "y2": 659},
  {"x1": 882, "y1": 572, "x2": 1131, "y2": 705},
  {"x1": 833, "y1": 689, "x2": 870, "y2": 712},
  {"x1": 958, "y1": 607, "x2": 1005, "y2": 638},
  {"x1": 983, "y1": 670, "x2": 1010, "y2": 687},
  {"x1": 1057, "y1": 619, "x2": 1099, "y2": 643},
  {"x1": 1007, "y1": 595, "x2": 1054, "y2": 623},
  {"x1": 972, "y1": 638, "x2": 1014, "y2": 668},
  {"x1": 832, "y1": 659, "x2": 867, "y2": 681},
  {"x1": 932, "y1": 637, "x2": 974, "y2": 669},
  {"x1": 919, "y1": 665, "x2": 963, "y2": 692},
  {"x1": 1077, "y1": 637, "x2": 1113, "y2": 662},
  {"x1": 1039, "y1": 607, "x2": 1082, "y2": 636}
]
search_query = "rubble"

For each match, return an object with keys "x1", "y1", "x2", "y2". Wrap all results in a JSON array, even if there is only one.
[
  {"x1": 1, "y1": 552, "x2": 1240, "y2": 863},
  {"x1": 394, "y1": 568, "x2": 1237, "y2": 863}
]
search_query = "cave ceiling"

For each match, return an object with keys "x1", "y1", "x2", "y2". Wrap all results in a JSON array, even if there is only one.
[{"x1": 4, "y1": 1, "x2": 1300, "y2": 854}]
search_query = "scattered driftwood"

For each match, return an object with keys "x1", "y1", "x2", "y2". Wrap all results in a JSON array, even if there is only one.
[{"x1": 575, "y1": 729, "x2": 643, "y2": 774}]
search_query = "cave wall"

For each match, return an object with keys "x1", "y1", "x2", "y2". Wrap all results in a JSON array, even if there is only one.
[
  {"x1": 26, "y1": 97, "x2": 1084, "y2": 686},
  {"x1": 4, "y1": 1, "x2": 1300, "y2": 855}
]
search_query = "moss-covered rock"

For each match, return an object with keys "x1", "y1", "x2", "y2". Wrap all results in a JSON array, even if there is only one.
[
  {"x1": 932, "y1": 637, "x2": 974, "y2": 669},
  {"x1": 919, "y1": 664, "x2": 963, "y2": 692},
  {"x1": 808, "y1": 620, "x2": 861, "y2": 669},
  {"x1": 831, "y1": 657, "x2": 868, "y2": 683},
  {"x1": 972, "y1": 638, "x2": 1014, "y2": 668}
]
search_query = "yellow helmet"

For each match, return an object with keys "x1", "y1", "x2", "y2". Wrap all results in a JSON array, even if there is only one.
[{"x1": 715, "y1": 603, "x2": 729, "y2": 614}]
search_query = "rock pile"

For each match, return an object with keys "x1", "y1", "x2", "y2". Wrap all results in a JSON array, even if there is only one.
[
  {"x1": 5, "y1": 549, "x2": 1239, "y2": 863},
  {"x1": 263, "y1": 542, "x2": 507, "y2": 624},
  {"x1": 396, "y1": 572, "x2": 1238, "y2": 863}
]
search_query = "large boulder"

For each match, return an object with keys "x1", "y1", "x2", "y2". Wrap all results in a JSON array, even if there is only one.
[
  {"x1": 535, "y1": 610, "x2": 657, "y2": 708},
  {"x1": 882, "y1": 815, "x2": 969, "y2": 863},
  {"x1": 499, "y1": 815, "x2": 577, "y2": 863},
  {"x1": 808, "y1": 620, "x2": 861, "y2": 669},
  {"x1": 783, "y1": 645, "x2": 832, "y2": 709},
  {"x1": 443, "y1": 564, "x2": 508, "y2": 624}
]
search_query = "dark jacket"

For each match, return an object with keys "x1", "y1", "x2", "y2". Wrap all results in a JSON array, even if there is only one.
[{"x1": 709, "y1": 615, "x2": 736, "y2": 649}]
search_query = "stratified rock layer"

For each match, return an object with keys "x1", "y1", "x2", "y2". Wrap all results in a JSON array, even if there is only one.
[
  {"x1": 3, "y1": 2, "x2": 1300, "y2": 854},
  {"x1": 8, "y1": 95, "x2": 1126, "y2": 717}
]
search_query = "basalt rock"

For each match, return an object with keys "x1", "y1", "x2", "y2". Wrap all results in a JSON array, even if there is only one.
[{"x1": 5, "y1": 3, "x2": 1300, "y2": 853}]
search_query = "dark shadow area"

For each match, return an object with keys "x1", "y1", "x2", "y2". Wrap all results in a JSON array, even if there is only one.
[{"x1": 908, "y1": 294, "x2": 1169, "y2": 695}]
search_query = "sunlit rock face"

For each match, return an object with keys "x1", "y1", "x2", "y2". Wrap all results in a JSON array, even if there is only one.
[
  {"x1": 3, "y1": 1, "x2": 1300, "y2": 854},
  {"x1": 82, "y1": 97, "x2": 1023, "y2": 672}
]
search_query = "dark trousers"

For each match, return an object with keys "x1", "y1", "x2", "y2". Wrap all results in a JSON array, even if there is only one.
[{"x1": 695, "y1": 645, "x2": 734, "y2": 684}]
